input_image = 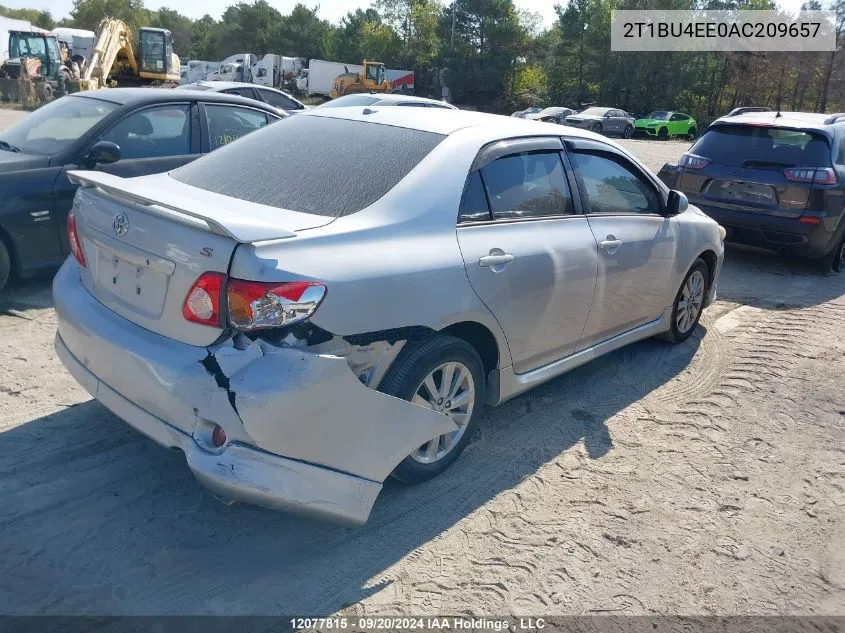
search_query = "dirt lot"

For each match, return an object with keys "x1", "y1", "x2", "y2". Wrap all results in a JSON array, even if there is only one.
[{"x1": 1, "y1": 110, "x2": 844, "y2": 616}]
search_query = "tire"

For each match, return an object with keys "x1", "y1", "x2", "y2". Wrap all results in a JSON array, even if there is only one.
[
  {"x1": 591, "y1": 122, "x2": 603, "y2": 134},
  {"x1": 622, "y1": 125, "x2": 633, "y2": 139},
  {"x1": 379, "y1": 334, "x2": 486, "y2": 484},
  {"x1": 657, "y1": 126, "x2": 668, "y2": 140},
  {"x1": 815, "y1": 233, "x2": 845, "y2": 274},
  {"x1": 688, "y1": 127, "x2": 697, "y2": 140},
  {"x1": 660, "y1": 258, "x2": 709, "y2": 343},
  {"x1": 0, "y1": 239, "x2": 10, "y2": 291}
]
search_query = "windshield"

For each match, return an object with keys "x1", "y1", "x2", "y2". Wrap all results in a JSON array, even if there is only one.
[
  {"x1": 10, "y1": 34, "x2": 46, "y2": 58},
  {"x1": 316, "y1": 94, "x2": 381, "y2": 108},
  {"x1": 580, "y1": 107, "x2": 610, "y2": 116},
  {"x1": 646, "y1": 111, "x2": 671, "y2": 120},
  {"x1": 171, "y1": 115, "x2": 445, "y2": 216},
  {"x1": 0, "y1": 95, "x2": 118, "y2": 155},
  {"x1": 691, "y1": 124, "x2": 831, "y2": 168}
]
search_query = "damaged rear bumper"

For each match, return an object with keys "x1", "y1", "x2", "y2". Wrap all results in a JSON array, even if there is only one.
[{"x1": 52, "y1": 260, "x2": 454, "y2": 525}]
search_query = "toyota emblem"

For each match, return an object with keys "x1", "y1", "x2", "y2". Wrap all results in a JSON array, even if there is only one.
[{"x1": 113, "y1": 212, "x2": 129, "y2": 237}]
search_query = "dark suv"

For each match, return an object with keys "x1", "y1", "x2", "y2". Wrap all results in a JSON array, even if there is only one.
[{"x1": 658, "y1": 110, "x2": 845, "y2": 272}]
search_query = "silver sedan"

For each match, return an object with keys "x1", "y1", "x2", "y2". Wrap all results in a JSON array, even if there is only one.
[{"x1": 53, "y1": 107, "x2": 724, "y2": 525}]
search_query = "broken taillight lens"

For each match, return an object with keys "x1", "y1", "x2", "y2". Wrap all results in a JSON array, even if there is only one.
[
  {"x1": 67, "y1": 211, "x2": 86, "y2": 268},
  {"x1": 227, "y1": 279, "x2": 327, "y2": 331},
  {"x1": 183, "y1": 272, "x2": 226, "y2": 326}
]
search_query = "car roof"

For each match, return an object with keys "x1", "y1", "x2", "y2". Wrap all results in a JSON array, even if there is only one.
[
  {"x1": 371, "y1": 94, "x2": 455, "y2": 107},
  {"x1": 711, "y1": 110, "x2": 843, "y2": 138},
  {"x1": 71, "y1": 87, "x2": 282, "y2": 111},
  {"x1": 304, "y1": 106, "x2": 621, "y2": 145}
]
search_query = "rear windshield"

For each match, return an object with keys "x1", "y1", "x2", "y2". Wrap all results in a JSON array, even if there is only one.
[
  {"x1": 170, "y1": 115, "x2": 445, "y2": 216},
  {"x1": 691, "y1": 124, "x2": 831, "y2": 168}
]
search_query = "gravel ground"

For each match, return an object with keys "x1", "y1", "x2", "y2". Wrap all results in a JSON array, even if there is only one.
[{"x1": 0, "y1": 112, "x2": 843, "y2": 617}]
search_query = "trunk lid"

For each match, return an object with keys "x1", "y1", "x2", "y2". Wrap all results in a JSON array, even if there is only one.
[{"x1": 68, "y1": 171, "x2": 334, "y2": 346}]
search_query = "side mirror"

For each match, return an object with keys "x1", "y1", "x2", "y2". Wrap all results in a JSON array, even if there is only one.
[
  {"x1": 84, "y1": 140, "x2": 121, "y2": 167},
  {"x1": 666, "y1": 190, "x2": 689, "y2": 216}
]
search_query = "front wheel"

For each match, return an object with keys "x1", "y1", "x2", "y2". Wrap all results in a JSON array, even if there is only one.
[
  {"x1": 622, "y1": 125, "x2": 633, "y2": 139},
  {"x1": 591, "y1": 122, "x2": 603, "y2": 134},
  {"x1": 657, "y1": 126, "x2": 668, "y2": 140},
  {"x1": 661, "y1": 258, "x2": 709, "y2": 343},
  {"x1": 379, "y1": 334, "x2": 486, "y2": 484}
]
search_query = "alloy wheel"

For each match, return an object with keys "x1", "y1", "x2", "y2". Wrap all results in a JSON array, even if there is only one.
[
  {"x1": 676, "y1": 270, "x2": 705, "y2": 334},
  {"x1": 410, "y1": 361, "x2": 476, "y2": 464}
]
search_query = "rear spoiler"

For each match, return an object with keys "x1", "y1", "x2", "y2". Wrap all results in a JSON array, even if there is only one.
[{"x1": 67, "y1": 170, "x2": 297, "y2": 243}]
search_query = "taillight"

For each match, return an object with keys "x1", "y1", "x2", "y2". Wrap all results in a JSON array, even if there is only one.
[
  {"x1": 783, "y1": 167, "x2": 837, "y2": 185},
  {"x1": 67, "y1": 211, "x2": 86, "y2": 268},
  {"x1": 678, "y1": 153, "x2": 710, "y2": 170},
  {"x1": 227, "y1": 279, "x2": 326, "y2": 331},
  {"x1": 183, "y1": 272, "x2": 226, "y2": 326}
]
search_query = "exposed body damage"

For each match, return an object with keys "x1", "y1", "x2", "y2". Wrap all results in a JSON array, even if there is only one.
[{"x1": 53, "y1": 260, "x2": 456, "y2": 524}]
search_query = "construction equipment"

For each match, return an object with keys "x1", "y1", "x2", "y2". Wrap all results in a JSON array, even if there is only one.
[
  {"x1": 0, "y1": 30, "x2": 74, "y2": 102},
  {"x1": 77, "y1": 18, "x2": 179, "y2": 90},
  {"x1": 329, "y1": 60, "x2": 391, "y2": 99}
]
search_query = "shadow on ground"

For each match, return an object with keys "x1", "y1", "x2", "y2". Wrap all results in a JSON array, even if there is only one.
[{"x1": 0, "y1": 328, "x2": 705, "y2": 616}]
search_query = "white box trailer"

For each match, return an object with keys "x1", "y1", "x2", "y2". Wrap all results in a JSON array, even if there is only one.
[{"x1": 300, "y1": 58, "x2": 415, "y2": 96}]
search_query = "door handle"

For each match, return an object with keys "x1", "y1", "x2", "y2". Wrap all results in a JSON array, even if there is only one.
[
  {"x1": 478, "y1": 253, "x2": 514, "y2": 268},
  {"x1": 600, "y1": 238, "x2": 623, "y2": 255}
]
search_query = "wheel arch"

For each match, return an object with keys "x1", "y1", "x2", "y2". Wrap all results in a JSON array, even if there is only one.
[
  {"x1": 0, "y1": 221, "x2": 19, "y2": 277},
  {"x1": 697, "y1": 249, "x2": 718, "y2": 288}
]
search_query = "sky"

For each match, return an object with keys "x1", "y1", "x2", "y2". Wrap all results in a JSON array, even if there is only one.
[{"x1": 2, "y1": 0, "x2": 813, "y2": 31}]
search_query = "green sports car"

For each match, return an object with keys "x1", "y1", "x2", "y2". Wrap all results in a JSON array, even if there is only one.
[{"x1": 634, "y1": 111, "x2": 698, "y2": 139}]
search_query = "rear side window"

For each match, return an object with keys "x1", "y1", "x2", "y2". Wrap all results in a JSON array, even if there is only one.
[
  {"x1": 171, "y1": 116, "x2": 445, "y2": 216},
  {"x1": 481, "y1": 151, "x2": 573, "y2": 219},
  {"x1": 692, "y1": 124, "x2": 832, "y2": 167},
  {"x1": 459, "y1": 172, "x2": 490, "y2": 222}
]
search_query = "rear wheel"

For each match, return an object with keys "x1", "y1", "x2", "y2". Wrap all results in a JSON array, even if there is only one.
[
  {"x1": 622, "y1": 125, "x2": 633, "y2": 139},
  {"x1": 379, "y1": 334, "x2": 486, "y2": 484},
  {"x1": 591, "y1": 122, "x2": 603, "y2": 134},
  {"x1": 0, "y1": 239, "x2": 10, "y2": 290},
  {"x1": 660, "y1": 258, "x2": 708, "y2": 343},
  {"x1": 816, "y1": 234, "x2": 845, "y2": 274},
  {"x1": 658, "y1": 126, "x2": 668, "y2": 140}
]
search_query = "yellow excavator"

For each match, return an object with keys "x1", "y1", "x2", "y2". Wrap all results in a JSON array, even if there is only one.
[
  {"x1": 329, "y1": 60, "x2": 392, "y2": 99},
  {"x1": 77, "y1": 18, "x2": 180, "y2": 90}
]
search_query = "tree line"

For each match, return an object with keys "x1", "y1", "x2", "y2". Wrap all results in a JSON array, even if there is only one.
[{"x1": 2, "y1": 0, "x2": 843, "y2": 121}]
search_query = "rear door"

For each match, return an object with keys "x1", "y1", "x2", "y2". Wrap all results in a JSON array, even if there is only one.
[
  {"x1": 567, "y1": 139, "x2": 679, "y2": 348},
  {"x1": 678, "y1": 124, "x2": 829, "y2": 218},
  {"x1": 455, "y1": 138, "x2": 599, "y2": 373}
]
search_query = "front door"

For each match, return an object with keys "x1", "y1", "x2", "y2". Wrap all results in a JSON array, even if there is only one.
[
  {"x1": 567, "y1": 141, "x2": 679, "y2": 349},
  {"x1": 53, "y1": 103, "x2": 201, "y2": 255},
  {"x1": 456, "y1": 145, "x2": 599, "y2": 374}
]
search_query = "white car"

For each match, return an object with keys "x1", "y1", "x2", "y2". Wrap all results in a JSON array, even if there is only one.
[{"x1": 176, "y1": 81, "x2": 308, "y2": 115}]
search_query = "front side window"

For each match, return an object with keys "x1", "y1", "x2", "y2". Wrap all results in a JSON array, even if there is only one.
[
  {"x1": 670, "y1": 113, "x2": 686, "y2": 121},
  {"x1": 570, "y1": 151, "x2": 661, "y2": 215},
  {"x1": 481, "y1": 151, "x2": 573, "y2": 220},
  {"x1": 101, "y1": 104, "x2": 191, "y2": 160},
  {"x1": 205, "y1": 105, "x2": 270, "y2": 151},
  {"x1": 646, "y1": 111, "x2": 670, "y2": 120},
  {"x1": 0, "y1": 95, "x2": 118, "y2": 155}
]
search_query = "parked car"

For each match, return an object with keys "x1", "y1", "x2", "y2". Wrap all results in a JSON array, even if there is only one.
[
  {"x1": 0, "y1": 88, "x2": 283, "y2": 289},
  {"x1": 511, "y1": 106, "x2": 542, "y2": 118},
  {"x1": 565, "y1": 107, "x2": 636, "y2": 138},
  {"x1": 525, "y1": 107, "x2": 576, "y2": 124},
  {"x1": 315, "y1": 93, "x2": 457, "y2": 109},
  {"x1": 658, "y1": 110, "x2": 845, "y2": 272},
  {"x1": 176, "y1": 80, "x2": 308, "y2": 115},
  {"x1": 634, "y1": 111, "x2": 698, "y2": 140},
  {"x1": 53, "y1": 108, "x2": 724, "y2": 525}
]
